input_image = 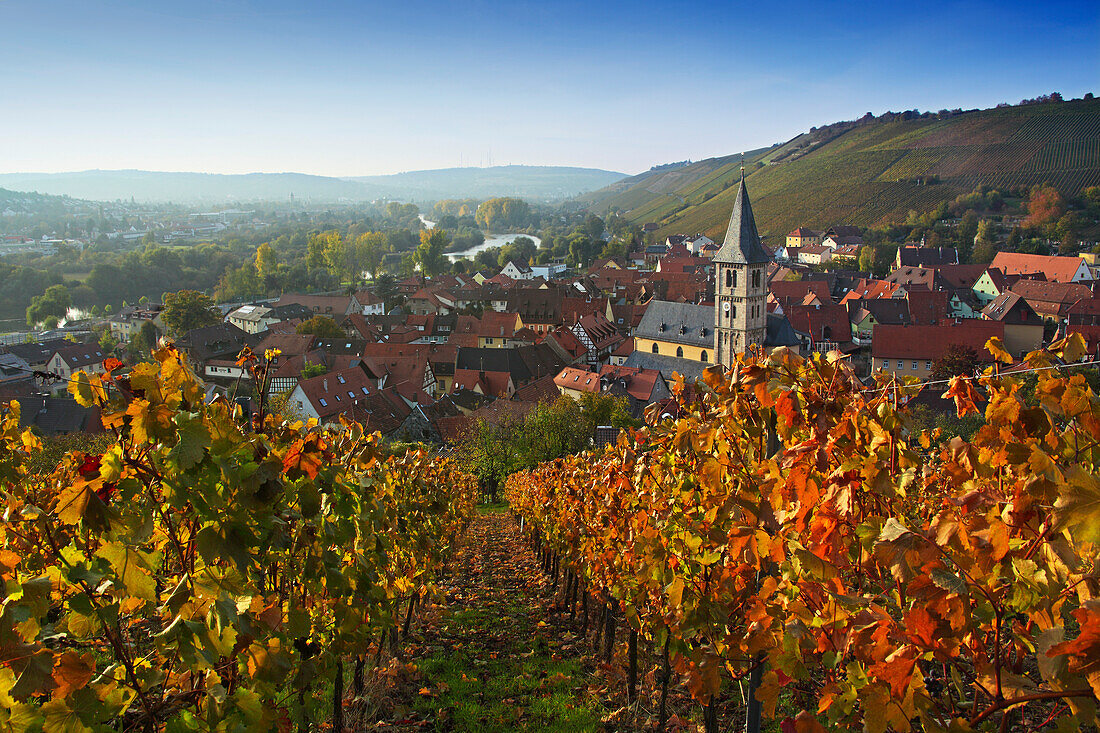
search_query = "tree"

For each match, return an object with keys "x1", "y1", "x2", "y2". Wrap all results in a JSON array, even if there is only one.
[
  {"x1": 162, "y1": 290, "x2": 220, "y2": 336},
  {"x1": 295, "y1": 316, "x2": 344, "y2": 338},
  {"x1": 956, "y1": 211, "x2": 979, "y2": 262},
  {"x1": 414, "y1": 228, "x2": 449, "y2": 278},
  {"x1": 374, "y1": 273, "x2": 397, "y2": 312},
  {"x1": 26, "y1": 284, "x2": 71, "y2": 327},
  {"x1": 858, "y1": 246, "x2": 876, "y2": 272},
  {"x1": 255, "y1": 242, "x2": 278, "y2": 280},
  {"x1": 930, "y1": 344, "x2": 980, "y2": 380},
  {"x1": 475, "y1": 197, "x2": 531, "y2": 231},
  {"x1": 300, "y1": 363, "x2": 327, "y2": 379},
  {"x1": 1024, "y1": 183, "x2": 1065, "y2": 228},
  {"x1": 354, "y1": 232, "x2": 386, "y2": 280},
  {"x1": 98, "y1": 327, "x2": 119, "y2": 354}
]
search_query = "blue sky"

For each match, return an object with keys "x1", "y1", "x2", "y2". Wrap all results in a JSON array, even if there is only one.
[{"x1": 2, "y1": 0, "x2": 1097, "y2": 176}]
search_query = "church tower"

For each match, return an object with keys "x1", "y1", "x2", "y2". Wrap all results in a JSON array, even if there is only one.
[{"x1": 713, "y1": 170, "x2": 770, "y2": 367}]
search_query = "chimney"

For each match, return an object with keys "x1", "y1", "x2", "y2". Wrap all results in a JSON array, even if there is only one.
[{"x1": 323, "y1": 378, "x2": 328, "y2": 391}]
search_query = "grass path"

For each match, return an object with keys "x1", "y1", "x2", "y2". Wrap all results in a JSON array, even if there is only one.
[{"x1": 360, "y1": 507, "x2": 609, "y2": 731}]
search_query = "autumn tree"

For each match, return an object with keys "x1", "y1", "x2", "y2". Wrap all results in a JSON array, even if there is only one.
[
  {"x1": 858, "y1": 245, "x2": 876, "y2": 272},
  {"x1": 1024, "y1": 183, "x2": 1066, "y2": 227},
  {"x1": 162, "y1": 289, "x2": 220, "y2": 336},
  {"x1": 295, "y1": 315, "x2": 345, "y2": 338},
  {"x1": 255, "y1": 241, "x2": 278, "y2": 280}
]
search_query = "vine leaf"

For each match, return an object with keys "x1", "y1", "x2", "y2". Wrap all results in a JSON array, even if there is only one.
[
  {"x1": 1047, "y1": 601, "x2": 1100, "y2": 676},
  {"x1": 984, "y1": 337, "x2": 1014, "y2": 364},
  {"x1": 943, "y1": 376, "x2": 983, "y2": 418},
  {"x1": 1054, "y1": 467, "x2": 1100, "y2": 544},
  {"x1": 51, "y1": 651, "x2": 95, "y2": 698}
]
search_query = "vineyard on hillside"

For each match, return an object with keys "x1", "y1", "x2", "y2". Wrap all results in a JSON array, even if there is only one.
[
  {"x1": 0, "y1": 347, "x2": 477, "y2": 730},
  {"x1": 582, "y1": 97, "x2": 1100, "y2": 238},
  {"x1": 508, "y1": 337, "x2": 1100, "y2": 732}
]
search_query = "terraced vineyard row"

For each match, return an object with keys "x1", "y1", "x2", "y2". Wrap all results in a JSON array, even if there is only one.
[
  {"x1": 509, "y1": 339, "x2": 1100, "y2": 731},
  {"x1": 0, "y1": 347, "x2": 478, "y2": 730}
]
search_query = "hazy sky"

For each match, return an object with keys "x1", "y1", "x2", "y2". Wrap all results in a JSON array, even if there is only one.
[{"x1": 3, "y1": 0, "x2": 1097, "y2": 176}]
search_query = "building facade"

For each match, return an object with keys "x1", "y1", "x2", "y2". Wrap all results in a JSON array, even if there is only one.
[{"x1": 714, "y1": 174, "x2": 771, "y2": 367}]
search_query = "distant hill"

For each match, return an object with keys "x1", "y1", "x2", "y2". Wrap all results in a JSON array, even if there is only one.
[
  {"x1": 0, "y1": 165, "x2": 627, "y2": 205},
  {"x1": 0, "y1": 187, "x2": 95, "y2": 218},
  {"x1": 582, "y1": 97, "x2": 1100, "y2": 240},
  {"x1": 346, "y1": 165, "x2": 627, "y2": 201}
]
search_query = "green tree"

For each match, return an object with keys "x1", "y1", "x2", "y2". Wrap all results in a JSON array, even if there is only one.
[
  {"x1": 858, "y1": 246, "x2": 876, "y2": 272},
  {"x1": 255, "y1": 242, "x2": 279, "y2": 280},
  {"x1": 300, "y1": 363, "x2": 327, "y2": 379},
  {"x1": 414, "y1": 228, "x2": 448, "y2": 278},
  {"x1": 98, "y1": 327, "x2": 119, "y2": 354},
  {"x1": 374, "y1": 273, "x2": 397, "y2": 312},
  {"x1": 162, "y1": 290, "x2": 221, "y2": 336},
  {"x1": 354, "y1": 231, "x2": 386, "y2": 280},
  {"x1": 26, "y1": 284, "x2": 71, "y2": 327},
  {"x1": 295, "y1": 316, "x2": 345, "y2": 338}
]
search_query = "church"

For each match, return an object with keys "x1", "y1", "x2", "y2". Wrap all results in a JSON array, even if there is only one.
[
  {"x1": 625, "y1": 172, "x2": 801, "y2": 379},
  {"x1": 713, "y1": 172, "x2": 779, "y2": 367}
]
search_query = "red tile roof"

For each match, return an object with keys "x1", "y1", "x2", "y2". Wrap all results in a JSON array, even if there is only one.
[
  {"x1": 1009, "y1": 280, "x2": 1093, "y2": 318},
  {"x1": 769, "y1": 280, "x2": 833, "y2": 309},
  {"x1": 452, "y1": 368, "x2": 512, "y2": 398},
  {"x1": 991, "y1": 252, "x2": 1089, "y2": 283},
  {"x1": 784, "y1": 304, "x2": 851, "y2": 345},
  {"x1": 554, "y1": 366, "x2": 600, "y2": 393},
  {"x1": 295, "y1": 365, "x2": 377, "y2": 421},
  {"x1": 871, "y1": 321, "x2": 1004, "y2": 361}
]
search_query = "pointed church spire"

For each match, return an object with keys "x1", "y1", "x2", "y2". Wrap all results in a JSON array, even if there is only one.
[{"x1": 713, "y1": 173, "x2": 770, "y2": 265}]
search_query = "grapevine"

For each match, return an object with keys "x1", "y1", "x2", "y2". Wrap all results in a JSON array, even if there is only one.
[
  {"x1": 0, "y1": 345, "x2": 476, "y2": 730},
  {"x1": 508, "y1": 336, "x2": 1100, "y2": 731}
]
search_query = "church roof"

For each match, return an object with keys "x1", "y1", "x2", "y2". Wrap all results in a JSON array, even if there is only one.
[{"x1": 714, "y1": 176, "x2": 771, "y2": 266}]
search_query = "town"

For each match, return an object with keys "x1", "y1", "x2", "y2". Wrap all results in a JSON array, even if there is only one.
[{"x1": 5, "y1": 174, "x2": 1098, "y2": 450}]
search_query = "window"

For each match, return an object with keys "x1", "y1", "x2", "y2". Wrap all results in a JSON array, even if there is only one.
[
  {"x1": 897, "y1": 361, "x2": 903, "y2": 369},
  {"x1": 700, "y1": 351, "x2": 708, "y2": 362},
  {"x1": 337, "y1": 375, "x2": 346, "y2": 384},
  {"x1": 652, "y1": 343, "x2": 659, "y2": 353},
  {"x1": 912, "y1": 361, "x2": 918, "y2": 370},
  {"x1": 319, "y1": 398, "x2": 327, "y2": 407},
  {"x1": 676, "y1": 347, "x2": 684, "y2": 358},
  {"x1": 926, "y1": 361, "x2": 932, "y2": 370},
  {"x1": 348, "y1": 391, "x2": 355, "y2": 399},
  {"x1": 725, "y1": 270, "x2": 732, "y2": 288},
  {"x1": 486, "y1": 337, "x2": 494, "y2": 344},
  {"x1": 731, "y1": 305, "x2": 737, "y2": 319},
  {"x1": 732, "y1": 270, "x2": 738, "y2": 287}
]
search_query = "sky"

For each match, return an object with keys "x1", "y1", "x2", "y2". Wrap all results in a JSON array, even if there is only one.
[{"x1": 2, "y1": 0, "x2": 1098, "y2": 177}]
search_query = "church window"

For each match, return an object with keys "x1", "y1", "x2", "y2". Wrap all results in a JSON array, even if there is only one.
[
  {"x1": 725, "y1": 270, "x2": 732, "y2": 288},
  {"x1": 676, "y1": 347, "x2": 684, "y2": 358},
  {"x1": 652, "y1": 343, "x2": 659, "y2": 354},
  {"x1": 731, "y1": 304, "x2": 737, "y2": 318},
  {"x1": 700, "y1": 351, "x2": 707, "y2": 362},
  {"x1": 732, "y1": 270, "x2": 738, "y2": 287}
]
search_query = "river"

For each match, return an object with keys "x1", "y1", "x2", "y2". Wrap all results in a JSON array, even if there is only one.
[{"x1": 419, "y1": 215, "x2": 541, "y2": 261}]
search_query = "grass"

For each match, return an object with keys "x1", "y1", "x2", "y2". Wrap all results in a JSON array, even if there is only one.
[{"x1": 408, "y1": 599, "x2": 604, "y2": 731}]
